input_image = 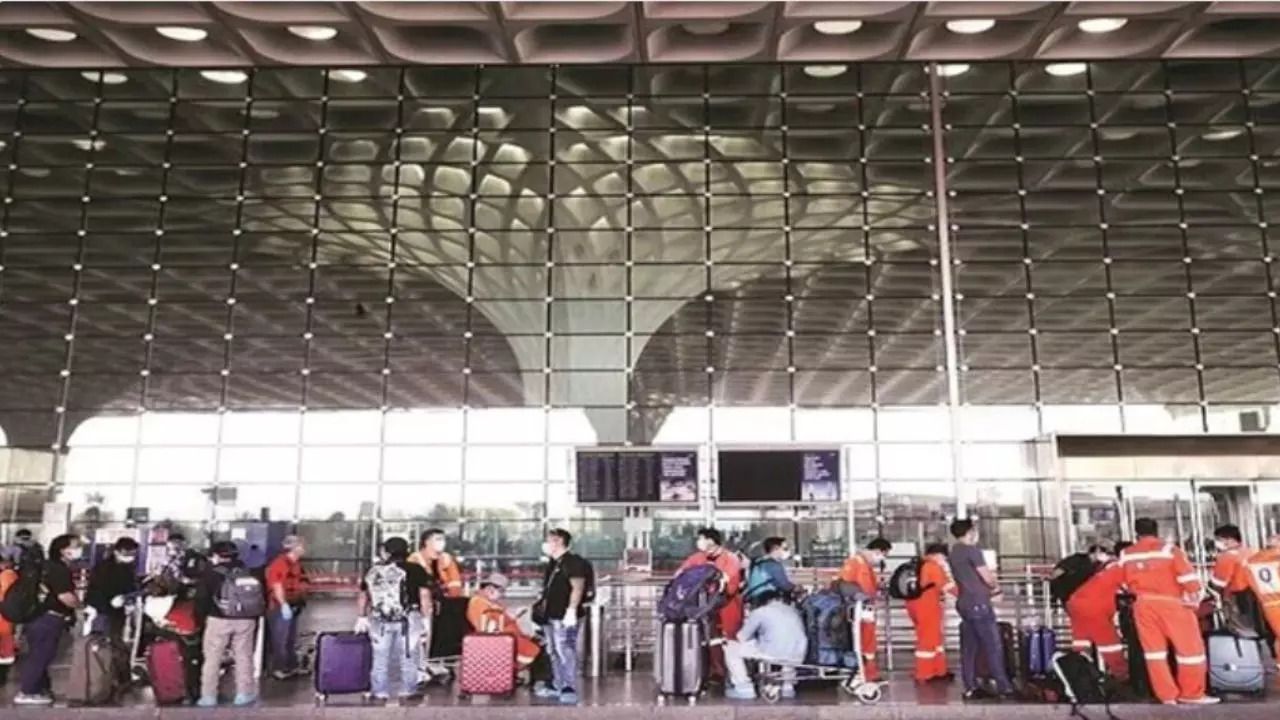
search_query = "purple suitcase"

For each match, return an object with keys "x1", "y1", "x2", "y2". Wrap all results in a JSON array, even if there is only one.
[{"x1": 314, "y1": 632, "x2": 373, "y2": 704}]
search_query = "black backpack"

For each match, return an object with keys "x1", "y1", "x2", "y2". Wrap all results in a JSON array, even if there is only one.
[
  {"x1": 1049, "y1": 553, "x2": 1097, "y2": 604},
  {"x1": 0, "y1": 554, "x2": 46, "y2": 624},
  {"x1": 1051, "y1": 651, "x2": 1118, "y2": 720},
  {"x1": 888, "y1": 557, "x2": 926, "y2": 600}
]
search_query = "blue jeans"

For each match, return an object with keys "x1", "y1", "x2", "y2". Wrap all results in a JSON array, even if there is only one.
[
  {"x1": 268, "y1": 606, "x2": 300, "y2": 673},
  {"x1": 958, "y1": 603, "x2": 1012, "y2": 694},
  {"x1": 370, "y1": 614, "x2": 424, "y2": 698},
  {"x1": 19, "y1": 613, "x2": 65, "y2": 696},
  {"x1": 543, "y1": 619, "x2": 579, "y2": 692}
]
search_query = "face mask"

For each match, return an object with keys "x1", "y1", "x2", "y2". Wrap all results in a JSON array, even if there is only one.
[
  {"x1": 431, "y1": 539, "x2": 446, "y2": 553},
  {"x1": 1213, "y1": 540, "x2": 1228, "y2": 552},
  {"x1": 695, "y1": 538, "x2": 712, "y2": 553},
  {"x1": 540, "y1": 541, "x2": 553, "y2": 558},
  {"x1": 66, "y1": 547, "x2": 84, "y2": 562},
  {"x1": 117, "y1": 555, "x2": 136, "y2": 564},
  {"x1": 777, "y1": 550, "x2": 792, "y2": 562}
]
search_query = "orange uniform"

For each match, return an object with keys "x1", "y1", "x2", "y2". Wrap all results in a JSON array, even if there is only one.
[
  {"x1": 1209, "y1": 546, "x2": 1252, "y2": 596},
  {"x1": 837, "y1": 554, "x2": 881, "y2": 681},
  {"x1": 1065, "y1": 560, "x2": 1127, "y2": 677},
  {"x1": 1241, "y1": 548, "x2": 1280, "y2": 671},
  {"x1": 0, "y1": 567, "x2": 16, "y2": 668},
  {"x1": 465, "y1": 594, "x2": 540, "y2": 667},
  {"x1": 1119, "y1": 537, "x2": 1208, "y2": 703},
  {"x1": 678, "y1": 550, "x2": 743, "y2": 679},
  {"x1": 408, "y1": 551, "x2": 464, "y2": 597},
  {"x1": 904, "y1": 558, "x2": 953, "y2": 682}
]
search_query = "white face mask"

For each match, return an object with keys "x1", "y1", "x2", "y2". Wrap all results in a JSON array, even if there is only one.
[
  {"x1": 1213, "y1": 539, "x2": 1228, "y2": 552},
  {"x1": 66, "y1": 547, "x2": 84, "y2": 562},
  {"x1": 431, "y1": 538, "x2": 446, "y2": 553},
  {"x1": 541, "y1": 541, "x2": 553, "y2": 558},
  {"x1": 117, "y1": 555, "x2": 136, "y2": 564},
  {"x1": 695, "y1": 538, "x2": 712, "y2": 553},
  {"x1": 777, "y1": 549, "x2": 792, "y2": 562}
]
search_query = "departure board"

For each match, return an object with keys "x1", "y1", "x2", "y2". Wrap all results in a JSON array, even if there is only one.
[
  {"x1": 716, "y1": 448, "x2": 842, "y2": 504},
  {"x1": 574, "y1": 448, "x2": 699, "y2": 505}
]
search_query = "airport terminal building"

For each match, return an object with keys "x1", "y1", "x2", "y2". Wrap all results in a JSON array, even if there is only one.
[{"x1": 1, "y1": 3, "x2": 1280, "y2": 579}]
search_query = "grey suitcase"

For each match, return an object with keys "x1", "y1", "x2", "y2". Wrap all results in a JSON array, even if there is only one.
[
  {"x1": 658, "y1": 620, "x2": 704, "y2": 700},
  {"x1": 1206, "y1": 632, "x2": 1268, "y2": 696}
]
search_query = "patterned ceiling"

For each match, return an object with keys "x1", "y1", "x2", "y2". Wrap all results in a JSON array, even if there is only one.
[{"x1": 2, "y1": 2, "x2": 1280, "y2": 68}]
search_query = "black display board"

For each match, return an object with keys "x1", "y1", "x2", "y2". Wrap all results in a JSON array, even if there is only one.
[
  {"x1": 574, "y1": 448, "x2": 699, "y2": 505},
  {"x1": 716, "y1": 448, "x2": 841, "y2": 503}
]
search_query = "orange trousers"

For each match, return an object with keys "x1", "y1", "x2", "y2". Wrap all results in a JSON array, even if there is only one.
[
  {"x1": 1134, "y1": 597, "x2": 1207, "y2": 703},
  {"x1": 1264, "y1": 605, "x2": 1280, "y2": 671},
  {"x1": 1066, "y1": 605, "x2": 1126, "y2": 678},
  {"x1": 859, "y1": 618, "x2": 879, "y2": 682},
  {"x1": 905, "y1": 601, "x2": 947, "y2": 681},
  {"x1": 708, "y1": 598, "x2": 744, "y2": 680}
]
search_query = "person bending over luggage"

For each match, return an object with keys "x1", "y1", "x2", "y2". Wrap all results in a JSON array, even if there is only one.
[
  {"x1": 723, "y1": 590, "x2": 808, "y2": 700},
  {"x1": 14, "y1": 534, "x2": 83, "y2": 706},
  {"x1": 466, "y1": 573, "x2": 548, "y2": 682},
  {"x1": 678, "y1": 527, "x2": 744, "y2": 684},
  {"x1": 745, "y1": 537, "x2": 797, "y2": 607},
  {"x1": 1064, "y1": 543, "x2": 1127, "y2": 678},
  {"x1": 532, "y1": 528, "x2": 594, "y2": 705},
  {"x1": 195, "y1": 541, "x2": 264, "y2": 708},
  {"x1": 1209, "y1": 525, "x2": 1253, "y2": 623},
  {"x1": 265, "y1": 535, "x2": 308, "y2": 680},
  {"x1": 1118, "y1": 518, "x2": 1218, "y2": 706},
  {"x1": 948, "y1": 519, "x2": 1015, "y2": 702},
  {"x1": 355, "y1": 536, "x2": 434, "y2": 704},
  {"x1": 408, "y1": 528, "x2": 464, "y2": 598},
  {"x1": 906, "y1": 543, "x2": 955, "y2": 684},
  {"x1": 85, "y1": 537, "x2": 140, "y2": 638},
  {"x1": 836, "y1": 537, "x2": 891, "y2": 682}
]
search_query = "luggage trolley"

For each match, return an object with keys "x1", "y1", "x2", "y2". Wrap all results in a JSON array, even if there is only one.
[{"x1": 753, "y1": 597, "x2": 883, "y2": 705}]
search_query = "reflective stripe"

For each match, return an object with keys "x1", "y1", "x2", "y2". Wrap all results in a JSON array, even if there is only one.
[
  {"x1": 1144, "y1": 651, "x2": 1169, "y2": 660},
  {"x1": 1208, "y1": 576, "x2": 1227, "y2": 588},
  {"x1": 860, "y1": 610, "x2": 876, "y2": 622},
  {"x1": 0, "y1": 657, "x2": 12, "y2": 666},
  {"x1": 1176, "y1": 655, "x2": 1205, "y2": 665},
  {"x1": 1177, "y1": 573, "x2": 1200, "y2": 584},
  {"x1": 915, "y1": 651, "x2": 937, "y2": 659},
  {"x1": 1097, "y1": 644, "x2": 1124, "y2": 653},
  {"x1": 518, "y1": 654, "x2": 538, "y2": 664},
  {"x1": 1071, "y1": 640, "x2": 1092, "y2": 650},
  {"x1": 935, "y1": 646, "x2": 946, "y2": 654},
  {"x1": 1120, "y1": 549, "x2": 1174, "y2": 564},
  {"x1": 446, "y1": 581, "x2": 463, "y2": 587},
  {"x1": 862, "y1": 653, "x2": 876, "y2": 660}
]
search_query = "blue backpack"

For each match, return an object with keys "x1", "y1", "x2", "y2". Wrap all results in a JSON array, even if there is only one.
[
  {"x1": 744, "y1": 558, "x2": 785, "y2": 606},
  {"x1": 658, "y1": 563, "x2": 725, "y2": 623},
  {"x1": 801, "y1": 584, "x2": 866, "y2": 668}
]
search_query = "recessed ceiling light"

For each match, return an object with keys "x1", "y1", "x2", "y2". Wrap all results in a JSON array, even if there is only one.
[
  {"x1": 1045, "y1": 62, "x2": 1087, "y2": 77},
  {"x1": 330, "y1": 69, "x2": 367, "y2": 84},
  {"x1": 288, "y1": 26, "x2": 338, "y2": 41},
  {"x1": 946, "y1": 19, "x2": 995, "y2": 34},
  {"x1": 200, "y1": 69, "x2": 248, "y2": 85},
  {"x1": 26, "y1": 28, "x2": 77, "y2": 43},
  {"x1": 1078, "y1": 18, "x2": 1128, "y2": 34},
  {"x1": 1099, "y1": 128, "x2": 1138, "y2": 141},
  {"x1": 683, "y1": 21, "x2": 729, "y2": 36},
  {"x1": 813, "y1": 20, "x2": 864, "y2": 35},
  {"x1": 157, "y1": 26, "x2": 208, "y2": 42},
  {"x1": 803, "y1": 65, "x2": 848, "y2": 79},
  {"x1": 244, "y1": 106, "x2": 280, "y2": 120},
  {"x1": 935, "y1": 63, "x2": 971, "y2": 78},
  {"x1": 72, "y1": 138, "x2": 106, "y2": 152},
  {"x1": 80, "y1": 71, "x2": 129, "y2": 85},
  {"x1": 1202, "y1": 127, "x2": 1244, "y2": 141}
]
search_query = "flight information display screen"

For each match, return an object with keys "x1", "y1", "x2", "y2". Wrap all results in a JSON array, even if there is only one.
[
  {"x1": 716, "y1": 448, "x2": 841, "y2": 504},
  {"x1": 574, "y1": 448, "x2": 699, "y2": 505}
]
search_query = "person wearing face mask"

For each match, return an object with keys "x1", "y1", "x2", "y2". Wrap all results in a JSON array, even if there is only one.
[
  {"x1": 1242, "y1": 534, "x2": 1280, "y2": 678},
  {"x1": 836, "y1": 537, "x2": 891, "y2": 682},
  {"x1": 408, "y1": 528, "x2": 463, "y2": 598},
  {"x1": 949, "y1": 519, "x2": 1015, "y2": 702},
  {"x1": 905, "y1": 542, "x2": 956, "y2": 684},
  {"x1": 744, "y1": 537, "x2": 797, "y2": 607},
  {"x1": 531, "y1": 528, "x2": 594, "y2": 704},
  {"x1": 678, "y1": 527, "x2": 744, "y2": 685},
  {"x1": 464, "y1": 573, "x2": 548, "y2": 686},
  {"x1": 1064, "y1": 542, "x2": 1128, "y2": 678},
  {"x1": 85, "y1": 537, "x2": 141, "y2": 637},
  {"x1": 265, "y1": 535, "x2": 308, "y2": 680},
  {"x1": 14, "y1": 534, "x2": 84, "y2": 706},
  {"x1": 1208, "y1": 525, "x2": 1251, "y2": 613}
]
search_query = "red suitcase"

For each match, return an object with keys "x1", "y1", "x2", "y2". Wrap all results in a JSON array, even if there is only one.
[
  {"x1": 458, "y1": 632, "x2": 517, "y2": 697},
  {"x1": 148, "y1": 637, "x2": 189, "y2": 706}
]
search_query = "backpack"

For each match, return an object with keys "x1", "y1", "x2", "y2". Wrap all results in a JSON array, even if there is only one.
[
  {"x1": 888, "y1": 557, "x2": 925, "y2": 600},
  {"x1": 801, "y1": 587, "x2": 857, "y2": 667},
  {"x1": 744, "y1": 557, "x2": 784, "y2": 606},
  {"x1": 0, "y1": 555, "x2": 46, "y2": 624},
  {"x1": 1050, "y1": 553, "x2": 1098, "y2": 604},
  {"x1": 1051, "y1": 651, "x2": 1118, "y2": 720},
  {"x1": 365, "y1": 561, "x2": 410, "y2": 623},
  {"x1": 658, "y1": 563, "x2": 724, "y2": 623},
  {"x1": 213, "y1": 565, "x2": 265, "y2": 619}
]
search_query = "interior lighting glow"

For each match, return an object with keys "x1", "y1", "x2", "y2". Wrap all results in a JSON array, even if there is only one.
[
  {"x1": 946, "y1": 19, "x2": 995, "y2": 34},
  {"x1": 1078, "y1": 18, "x2": 1128, "y2": 34},
  {"x1": 156, "y1": 26, "x2": 209, "y2": 42},
  {"x1": 813, "y1": 20, "x2": 863, "y2": 35}
]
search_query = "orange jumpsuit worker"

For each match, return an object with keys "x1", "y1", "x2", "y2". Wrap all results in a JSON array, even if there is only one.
[
  {"x1": 466, "y1": 573, "x2": 542, "y2": 669},
  {"x1": 678, "y1": 527, "x2": 743, "y2": 682},
  {"x1": 408, "y1": 528, "x2": 464, "y2": 597},
  {"x1": 0, "y1": 553, "x2": 17, "y2": 683},
  {"x1": 1242, "y1": 535, "x2": 1280, "y2": 675},
  {"x1": 905, "y1": 542, "x2": 955, "y2": 683},
  {"x1": 1209, "y1": 524, "x2": 1252, "y2": 605},
  {"x1": 1065, "y1": 543, "x2": 1128, "y2": 678},
  {"x1": 837, "y1": 537, "x2": 891, "y2": 682},
  {"x1": 1119, "y1": 518, "x2": 1218, "y2": 706}
]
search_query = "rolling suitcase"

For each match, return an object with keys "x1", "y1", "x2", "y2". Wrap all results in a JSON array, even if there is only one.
[
  {"x1": 66, "y1": 633, "x2": 129, "y2": 706},
  {"x1": 148, "y1": 636, "x2": 190, "y2": 706},
  {"x1": 974, "y1": 620, "x2": 1017, "y2": 684},
  {"x1": 1206, "y1": 631, "x2": 1269, "y2": 696},
  {"x1": 314, "y1": 632, "x2": 373, "y2": 704},
  {"x1": 657, "y1": 620, "x2": 705, "y2": 701},
  {"x1": 458, "y1": 629, "x2": 518, "y2": 697},
  {"x1": 1022, "y1": 626, "x2": 1057, "y2": 679}
]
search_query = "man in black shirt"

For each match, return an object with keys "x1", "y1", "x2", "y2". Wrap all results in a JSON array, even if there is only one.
[
  {"x1": 85, "y1": 537, "x2": 140, "y2": 636},
  {"x1": 532, "y1": 528, "x2": 593, "y2": 705},
  {"x1": 15, "y1": 534, "x2": 83, "y2": 706}
]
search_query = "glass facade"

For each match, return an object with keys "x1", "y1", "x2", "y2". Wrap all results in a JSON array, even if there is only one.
[{"x1": 2, "y1": 62, "x2": 1280, "y2": 573}]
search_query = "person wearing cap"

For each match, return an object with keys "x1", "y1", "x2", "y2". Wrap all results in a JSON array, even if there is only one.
[
  {"x1": 265, "y1": 535, "x2": 308, "y2": 680},
  {"x1": 466, "y1": 573, "x2": 545, "y2": 677},
  {"x1": 195, "y1": 541, "x2": 260, "y2": 708},
  {"x1": 355, "y1": 537, "x2": 434, "y2": 704}
]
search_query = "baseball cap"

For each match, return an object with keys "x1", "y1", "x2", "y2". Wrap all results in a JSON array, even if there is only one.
[{"x1": 481, "y1": 573, "x2": 509, "y2": 590}]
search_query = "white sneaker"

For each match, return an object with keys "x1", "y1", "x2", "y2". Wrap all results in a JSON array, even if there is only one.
[
  {"x1": 1178, "y1": 696, "x2": 1221, "y2": 706},
  {"x1": 13, "y1": 693, "x2": 53, "y2": 706},
  {"x1": 1160, "y1": 700, "x2": 1179, "y2": 706}
]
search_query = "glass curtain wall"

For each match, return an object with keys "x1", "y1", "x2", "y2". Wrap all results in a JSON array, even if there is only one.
[{"x1": 0, "y1": 61, "x2": 1278, "y2": 573}]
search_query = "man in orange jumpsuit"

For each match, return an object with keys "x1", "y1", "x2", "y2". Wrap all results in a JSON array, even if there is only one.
[
  {"x1": 0, "y1": 550, "x2": 17, "y2": 684},
  {"x1": 1242, "y1": 534, "x2": 1280, "y2": 675},
  {"x1": 465, "y1": 573, "x2": 544, "y2": 672},
  {"x1": 1066, "y1": 542, "x2": 1129, "y2": 678},
  {"x1": 678, "y1": 527, "x2": 743, "y2": 683},
  {"x1": 1119, "y1": 518, "x2": 1218, "y2": 706},
  {"x1": 1209, "y1": 525, "x2": 1252, "y2": 616},
  {"x1": 408, "y1": 528, "x2": 464, "y2": 597},
  {"x1": 837, "y1": 537, "x2": 891, "y2": 682},
  {"x1": 905, "y1": 542, "x2": 955, "y2": 683}
]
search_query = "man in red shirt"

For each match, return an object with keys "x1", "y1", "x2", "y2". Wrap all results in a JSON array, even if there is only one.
[
  {"x1": 678, "y1": 528, "x2": 742, "y2": 683},
  {"x1": 837, "y1": 537, "x2": 890, "y2": 681},
  {"x1": 1066, "y1": 542, "x2": 1129, "y2": 678},
  {"x1": 264, "y1": 535, "x2": 308, "y2": 680}
]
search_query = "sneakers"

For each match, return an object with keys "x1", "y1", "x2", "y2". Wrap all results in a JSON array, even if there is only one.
[
  {"x1": 532, "y1": 682, "x2": 559, "y2": 699},
  {"x1": 270, "y1": 670, "x2": 293, "y2": 681},
  {"x1": 195, "y1": 696, "x2": 218, "y2": 708},
  {"x1": 725, "y1": 685, "x2": 757, "y2": 701},
  {"x1": 13, "y1": 693, "x2": 53, "y2": 706},
  {"x1": 232, "y1": 693, "x2": 257, "y2": 707},
  {"x1": 558, "y1": 689, "x2": 579, "y2": 705},
  {"x1": 1178, "y1": 696, "x2": 1221, "y2": 706}
]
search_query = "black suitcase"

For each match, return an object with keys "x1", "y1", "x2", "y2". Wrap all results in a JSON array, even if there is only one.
[{"x1": 974, "y1": 620, "x2": 1017, "y2": 684}]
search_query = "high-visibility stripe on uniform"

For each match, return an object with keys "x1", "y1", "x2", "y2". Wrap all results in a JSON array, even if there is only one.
[
  {"x1": 1144, "y1": 651, "x2": 1168, "y2": 660},
  {"x1": 915, "y1": 650, "x2": 937, "y2": 659},
  {"x1": 1176, "y1": 573, "x2": 1200, "y2": 584},
  {"x1": 1176, "y1": 654, "x2": 1205, "y2": 665},
  {"x1": 0, "y1": 657, "x2": 13, "y2": 666},
  {"x1": 1096, "y1": 644, "x2": 1124, "y2": 653},
  {"x1": 518, "y1": 654, "x2": 538, "y2": 664},
  {"x1": 1120, "y1": 548, "x2": 1174, "y2": 564},
  {"x1": 1071, "y1": 640, "x2": 1091, "y2": 650},
  {"x1": 1208, "y1": 576, "x2": 1228, "y2": 588}
]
